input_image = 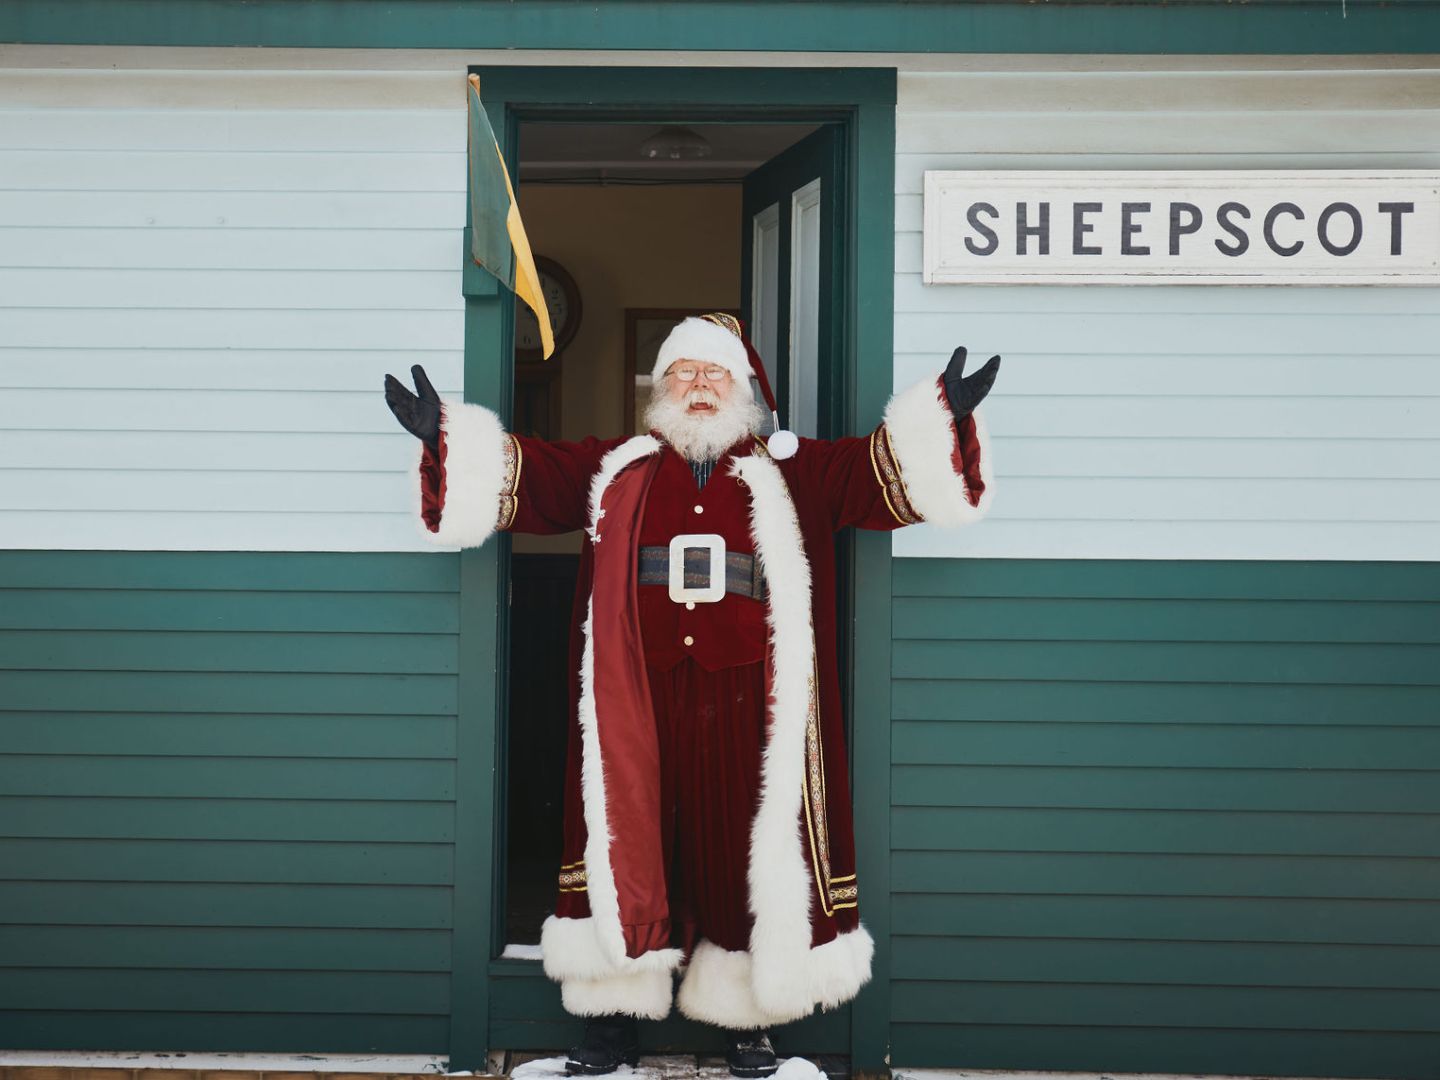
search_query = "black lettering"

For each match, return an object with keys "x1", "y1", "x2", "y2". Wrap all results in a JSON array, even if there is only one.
[
  {"x1": 965, "y1": 202, "x2": 1000, "y2": 256},
  {"x1": 1317, "y1": 202, "x2": 1362, "y2": 256},
  {"x1": 1121, "y1": 202, "x2": 1151, "y2": 256},
  {"x1": 1264, "y1": 202, "x2": 1305, "y2": 257},
  {"x1": 1073, "y1": 202, "x2": 1102, "y2": 255},
  {"x1": 1169, "y1": 202, "x2": 1203, "y2": 256},
  {"x1": 1016, "y1": 202, "x2": 1050, "y2": 256},
  {"x1": 1215, "y1": 202, "x2": 1251, "y2": 257},
  {"x1": 1378, "y1": 201, "x2": 1415, "y2": 256}
]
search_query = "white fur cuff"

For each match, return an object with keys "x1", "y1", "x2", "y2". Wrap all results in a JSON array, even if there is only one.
[
  {"x1": 541, "y1": 915, "x2": 685, "y2": 982},
  {"x1": 882, "y1": 376, "x2": 994, "y2": 527},
  {"x1": 416, "y1": 399, "x2": 509, "y2": 548},
  {"x1": 561, "y1": 968, "x2": 675, "y2": 1021},
  {"x1": 677, "y1": 928, "x2": 875, "y2": 1030}
]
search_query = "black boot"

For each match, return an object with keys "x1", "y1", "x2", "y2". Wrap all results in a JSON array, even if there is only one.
[
  {"x1": 724, "y1": 1029, "x2": 778, "y2": 1079},
  {"x1": 565, "y1": 1014, "x2": 640, "y2": 1075}
]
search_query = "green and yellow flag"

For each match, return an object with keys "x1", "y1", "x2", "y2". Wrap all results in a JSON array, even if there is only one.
[{"x1": 467, "y1": 74, "x2": 554, "y2": 359}]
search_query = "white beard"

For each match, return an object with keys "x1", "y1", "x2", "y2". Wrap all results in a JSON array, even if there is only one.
[{"x1": 644, "y1": 383, "x2": 764, "y2": 463}]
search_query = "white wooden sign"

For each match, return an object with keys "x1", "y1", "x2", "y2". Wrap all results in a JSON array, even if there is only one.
[{"x1": 923, "y1": 170, "x2": 1440, "y2": 285}]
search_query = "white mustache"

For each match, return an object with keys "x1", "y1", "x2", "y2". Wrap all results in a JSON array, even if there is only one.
[{"x1": 685, "y1": 387, "x2": 719, "y2": 407}]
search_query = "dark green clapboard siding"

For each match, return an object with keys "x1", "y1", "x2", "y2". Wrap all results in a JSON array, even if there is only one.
[
  {"x1": 890, "y1": 558, "x2": 1440, "y2": 1080},
  {"x1": 0, "y1": 551, "x2": 459, "y2": 1053}
]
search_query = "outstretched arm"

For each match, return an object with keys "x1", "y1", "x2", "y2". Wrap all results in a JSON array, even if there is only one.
[
  {"x1": 802, "y1": 346, "x2": 999, "y2": 532},
  {"x1": 385, "y1": 365, "x2": 614, "y2": 546}
]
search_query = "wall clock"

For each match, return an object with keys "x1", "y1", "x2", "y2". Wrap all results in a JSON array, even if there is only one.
[{"x1": 515, "y1": 255, "x2": 582, "y2": 361}]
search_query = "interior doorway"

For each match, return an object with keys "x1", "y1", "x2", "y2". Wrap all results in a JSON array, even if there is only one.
[{"x1": 502, "y1": 117, "x2": 845, "y2": 948}]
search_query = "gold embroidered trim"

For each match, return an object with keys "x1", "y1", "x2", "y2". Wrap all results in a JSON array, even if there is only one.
[
  {"x1": 557, "y1": 864, "x2": 587, "y2": 891},
  {"x1": 801, "y1": 655, "x2": 838, "y2": 918},
  {"x1": 496, "y1": 434, "x2": 522, "y2": 531},
  {"x1": 829, "y1": 883, "x2": 859, "y2": 907},
  {"x1": 869, "y1": 425, "x2": 922, "y2": 526}
]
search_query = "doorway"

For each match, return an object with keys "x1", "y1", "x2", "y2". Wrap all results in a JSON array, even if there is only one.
[{"x1": 453, "y1": 66, "x2": 897, "y2": 1071}]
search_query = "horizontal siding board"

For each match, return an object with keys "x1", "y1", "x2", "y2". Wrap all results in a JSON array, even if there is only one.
[
  {"x1": 0, "y1": 1011, "x2": 446, "y2": 1054},
  {"x1": 0, "y1": 225, "x2": 454, "y2": 271},
  {"x1": 892, "y1": 805, "x2": 1440, "y2": 857},
  {"x1": 0, "y1": 351, "x2": 463, "y2": 393},
  {"x1": 0, "y1": 550, "x2": 458, "y2": 591},
  {"x1": 895, "y1": 639, "x2": 1440, "y2": 684},
  {"x1": 0, "y1": 589, "x2": 458, "y2": 632},
  {"x1": 0, "y1": 925, "x2": 450, "y2": 971},
  {"x1": 893, "y1": 850, "x2": 1440, "y2": 899},
  {"x1": 0, "y1": 837, "x2": 452, "y2": 884},
  {"x1": 0, "y1": 796, "x2": 453, "y2": 842},
  {"x1": 1, "y1": 430, "x2": 432, "y2": 472},
  {"x1": 895, "y1": 679, "x2": 1440, "y2": 725},
  {"x1": 896, "y1": 71, "x2": 1440, "y2": 115},
  {"x1": 892, "y1": 936, "x2": 1440, "y2": 990},
  {"x1": 0, "y1": 268, "x2": 461, "y2": 310},
  {"x1": 891, "y1": 1022, "x2": 1440, "y2": 1077},
  {"x1": 0, "y1": 712, "x2": 456, "y2": 758},
  {"x1": 891, "y1": 720, "x2": 1440, "y2": 769},
  {"x1": 0, "y1": 469, "x2": 422, "y2": 514},
  {"x1": 0, "y1": 754, "x2": 455, "y2": 800},
  {"x1": 0, "y1": 109, "x2": 462, "y2": 153},
  {"x1": 0, "y1": 148, "x2": 463, "y2": 192},
  {"x1": 2, "y1": 968, "x2": 449, "y2": 1014},
  {"x1": 0, "y1": 190, "x2": 463, "y2": 229},
  {"x1": 894, "y1": 595, "x2": 1440, "y2": 643},
  {"x1": 0, "y1": 630, "x2": 457, "y2": 674},
  {"x1": 893, "y1": 557, "x2": 1440, "y2": 601},
  {"x1": 0, "y1": 511, "x2": 430, "y2": 552},
  {"x1": 0, "y1": 671, "x2": 456, "y2": 714},
  {"x1": 891, "y1": 980, "x2": 1440, "y2": 1031},
  {"x1": 0, "y1": 881, "x2": 452, "y2": 928},
  {"x1": 892, "y1": 764, "x2": 1440, "y2": 813},
  {"x1": 895, "y1": 109, "x2": 1440, "y2": 153},
  {"x1": 0, "y1": 309, "x2": 461, "y2": 351},
  {"x1": 892, "y1": 893, "x2": 1440, "y2": 946}
]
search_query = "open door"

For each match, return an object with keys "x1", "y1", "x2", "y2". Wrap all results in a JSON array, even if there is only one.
[{"x1": 741, "y1": 125, "x2": 845, "y2": 439}]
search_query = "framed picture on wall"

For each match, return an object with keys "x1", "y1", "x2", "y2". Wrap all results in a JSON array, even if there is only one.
[{"x1": 624, "y1": 308, "x2": 741, "y2": 435}]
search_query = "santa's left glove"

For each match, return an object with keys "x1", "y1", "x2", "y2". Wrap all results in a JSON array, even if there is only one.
[
  {"x1": 941, "y1": 345, "x2": 1001, "y2": 425},
  {"x1": 384, "y1": 364, "x2": 441, "y2": 451}
]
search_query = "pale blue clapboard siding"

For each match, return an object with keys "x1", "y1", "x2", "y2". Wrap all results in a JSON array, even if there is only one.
[
  {"x1": 0, "y1": 71, "x2": 467, "y2": 551},
  {"x1": 892, "y1": 65, "x2": 1440, "y2": 561}
]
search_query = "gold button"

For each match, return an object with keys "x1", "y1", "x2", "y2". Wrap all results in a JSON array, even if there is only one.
[
  {"x1": 693, "y1": 504, "x2": 704, "y2": 514},
  {"x1": 683, "y1": 635, "x2": 694, "y2": 646},
  {"x1": 685, "y1": 602, "x2": 695, "y2": 611}
]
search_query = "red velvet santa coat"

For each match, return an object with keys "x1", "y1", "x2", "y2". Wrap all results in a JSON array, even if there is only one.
[{"x1": 416, "y1": 374, "x2": 993, "y2": 1029}]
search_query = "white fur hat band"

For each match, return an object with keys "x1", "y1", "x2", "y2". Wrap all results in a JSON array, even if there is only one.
[{"x1": 651, "y1": 315, "x2": 751, "y2": 385}]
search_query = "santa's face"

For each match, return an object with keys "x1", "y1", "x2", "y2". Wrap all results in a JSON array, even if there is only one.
[
  {"x1": 646, "y1": 358, "x2": 763, "y2": 462},
  {"x1": 663, "y1": 361, "x2": 734, "y2": 414}
]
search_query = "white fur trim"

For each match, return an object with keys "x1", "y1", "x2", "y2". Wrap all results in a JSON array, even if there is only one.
[
  {"x1": 541, "y1": 915, "x2": 683, "y2": 981},
  {"x1": 728, "y1": 453, "x2": 830, "y2": 1021},
  {"x1": 415, "y1": 400, "x2": 508, "y2": 549},
  {"x1": 882, "y1": 376, "x2": 994, "y2": 527},
  {"x1": 651, "y1": 316, "x2": 751, "y2": 384},
  {"x1": 561, "y1": 967, "x2": 674, "y2": 1021},
  {"x1": 541, "y1": 436, "x2": 686, "y2": 995},
  {"x1": 677, "y1": 929, "x2": 876, "y2": 1029}
]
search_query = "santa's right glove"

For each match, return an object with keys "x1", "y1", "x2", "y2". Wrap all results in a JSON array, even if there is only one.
[
  {"x1": 941, "y1": 345, "x2": 1001, "y2": 425},
  {"x1": 384, "y1": 364, "x2": 441, "y2": 451}
]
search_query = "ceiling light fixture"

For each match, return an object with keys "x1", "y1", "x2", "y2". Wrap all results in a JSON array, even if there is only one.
[{"x1": 639, "y1": 126, "x2": 713, "y2": 161}]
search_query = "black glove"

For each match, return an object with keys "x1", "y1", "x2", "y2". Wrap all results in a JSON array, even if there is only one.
[
  {"x1": 384, "y1": 364, "x2": 441, "y2": 451},
  {"x1": 941, "y1": 345, "x2": 1000, "y2": 423}
]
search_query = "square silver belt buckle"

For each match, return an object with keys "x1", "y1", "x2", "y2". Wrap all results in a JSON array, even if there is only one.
[{"x1": 668, "y1": 533, "x2": 726, "y2": 604}]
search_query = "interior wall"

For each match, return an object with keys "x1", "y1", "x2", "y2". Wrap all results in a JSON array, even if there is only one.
[{"x1": 512, "y1": 181, "x2": 742, "y2": 552}]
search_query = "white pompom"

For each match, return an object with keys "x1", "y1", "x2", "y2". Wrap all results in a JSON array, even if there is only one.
[{"x1": 767, "y1": 428, "x2": 799, "y2": 460}]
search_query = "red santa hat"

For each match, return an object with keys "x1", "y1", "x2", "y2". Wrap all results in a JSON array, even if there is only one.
[{"x1": 652, "y1": 313, "x2": 798, "y2": 459}]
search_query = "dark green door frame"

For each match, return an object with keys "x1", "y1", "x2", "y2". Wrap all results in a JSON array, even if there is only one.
[{"x1": 453, "y1": 66, "x2": 896, "y2": 1073}]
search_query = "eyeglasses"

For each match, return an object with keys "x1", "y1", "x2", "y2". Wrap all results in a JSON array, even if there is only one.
[{"x1": 667, "y1": 365, "x2": 731, "y2": 382}]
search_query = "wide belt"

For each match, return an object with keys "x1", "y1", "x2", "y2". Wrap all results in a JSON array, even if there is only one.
[{"x1": 638, "y1": 542, "x2": 765, "y2": 602}]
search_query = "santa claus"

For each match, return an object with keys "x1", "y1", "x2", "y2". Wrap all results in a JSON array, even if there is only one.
[{"x1": 384, "y1": 314, "x2": 998, "y2": 1077}]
